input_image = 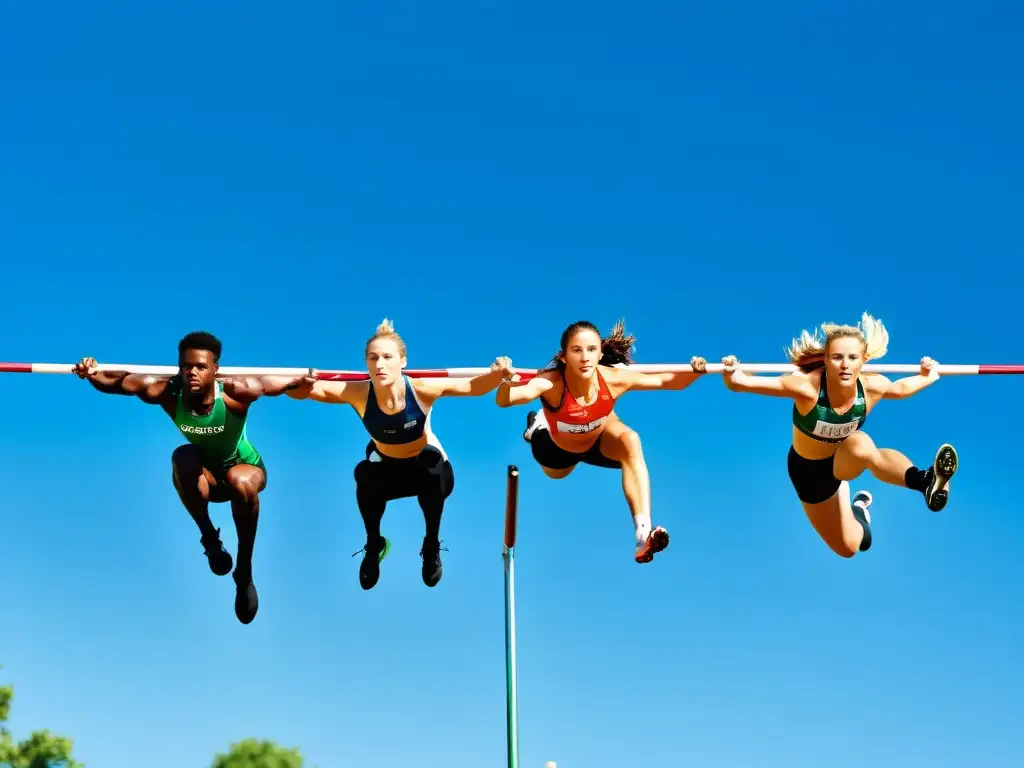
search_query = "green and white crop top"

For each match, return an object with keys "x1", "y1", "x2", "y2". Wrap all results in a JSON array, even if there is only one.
[{"x1": 792, "y1": 375, "x2": 868, "y2": 444}]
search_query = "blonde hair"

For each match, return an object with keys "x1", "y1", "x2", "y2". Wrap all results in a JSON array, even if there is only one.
[
  {"x1": 365, "y1": 317, "x2": 407, "y2": 358},
  {"x1": 785, "y1": 311, "x2": 889, "y2": 372}
]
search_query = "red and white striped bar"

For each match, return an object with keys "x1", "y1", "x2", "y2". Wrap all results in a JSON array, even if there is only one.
[{"x1": 2, "y1": 362, "x2": 1023, "y2": 378}]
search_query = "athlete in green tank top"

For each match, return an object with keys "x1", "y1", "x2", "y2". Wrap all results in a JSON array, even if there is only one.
[
  {"x1": 170, "y1": 377, "x2": 263, "y2": 474},
  {"x1": 73, "y1": 330, "x2": 315, "y2": 626},
  {"x1": 718, "y1": 320, "x2": 959, "y2": 564},
  {"x1": 791, "y1": 375, "x2": 868, "y2": 443}
]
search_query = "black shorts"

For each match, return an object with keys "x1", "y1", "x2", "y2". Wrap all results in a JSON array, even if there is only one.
[
  {"x1": 787, "y1": 446, "x2": 840, "y2": 504},
  {"x1": 358, "y1": 441, "x2": 455, "y2": 502},
  {"x1": 530, "y1": 428, "x2": 621, "y2": 471}
]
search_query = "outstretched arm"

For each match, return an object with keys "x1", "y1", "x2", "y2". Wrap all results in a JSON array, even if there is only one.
[
  {"x1": 222, "y1": 372, "x2": 317, "y2": 403},
  {"x1": 608, "y1": 356, "x2": 708, "y2": 394},
  {"x1": 415, "y1": 357, "x2": 515, "y2": 400},
  {"x1": 73, "y1": 357, "x2": 169, "y2": 404},
  {"x1": 285, "y1": 378, "x2": 362, "y2": 405},
  {"x1": 879, "y1": 357, "x2": 942, "y2": 399},
  {"x1": 720, "y1": 356, "x2": 814, "y2": 399},
  {"x1": 496, "y1": 371, "x2": 556, "y2": 407}
]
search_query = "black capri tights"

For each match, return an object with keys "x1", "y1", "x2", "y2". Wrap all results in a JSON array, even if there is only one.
[{"x1": 353, "y1": 442, "x2": 455, "y2": 543}]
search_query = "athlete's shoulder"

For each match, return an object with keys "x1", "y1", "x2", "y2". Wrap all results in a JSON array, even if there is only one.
[{"x1": 860, "y1": 372, "x2": 891, "y2": 394}]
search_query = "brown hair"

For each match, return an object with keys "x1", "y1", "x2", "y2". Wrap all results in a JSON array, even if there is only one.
[
  {"x1": 548, "y1": 319, "x2": 636, "y2": 370},
  {"x1": 365, "y1": 317, "x2": 407, "y2": 358}
]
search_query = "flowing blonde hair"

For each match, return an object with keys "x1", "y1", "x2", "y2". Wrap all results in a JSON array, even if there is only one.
[
  {"x1": 785, "y1": 311, "x2": 889, "y2": 372},
  {"x1": 365, "y1": 317, "x2": 407, "y2": 358}
]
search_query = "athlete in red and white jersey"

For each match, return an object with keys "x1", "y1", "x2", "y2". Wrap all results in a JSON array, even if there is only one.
[{"x1": 497, "y1": 319, "x2": 707, "y2": 563}]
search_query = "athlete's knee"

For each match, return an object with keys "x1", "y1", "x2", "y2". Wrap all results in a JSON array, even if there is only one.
[
  {"x1": 831, "y1": 543, "x2": 858, "y2": 559},
  {"x1": 226, "y1": 467, "x2": 263, "y2": 504},
  {"x1": 840, "y1": 431, "x2": 876, "y2": 462},
  {"x1": 617, "y1": 428, "x2": 643, "y2": 458},
  {"x1": 541, "y1": 466, "x2": 574, "y2": 480},
  {"x1": 171, "y1": 444, "x2": 202, "y2": 475},
  {"x1": 416, "y1": 447, "x2": 454, "y2": 497},
  {"x1": 354, "y1": 459, "x2": 377, "y2": 486}
]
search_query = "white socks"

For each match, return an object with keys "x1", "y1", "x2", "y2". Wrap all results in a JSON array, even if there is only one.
[{"x1": 634, "y1": 517, "x2": 652, "y2": 545}]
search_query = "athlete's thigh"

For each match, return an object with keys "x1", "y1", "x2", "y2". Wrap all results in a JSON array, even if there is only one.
[
  {"x1": 800, "y1": 483, "x2": 859, "y2": 557},
  {"x1": 831, "y1": 431, "x2": 875, "y2": 482},
  {"x1": 596, "y1": 416, "x2": 636, "y2": 462}
]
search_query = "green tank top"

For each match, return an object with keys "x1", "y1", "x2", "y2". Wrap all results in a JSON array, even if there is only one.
[
  {"x1": 792, "y1": 374, "x2": 868, "y2": 444},
  {"x1": 171, "y1": 378, "x2": 261, "y2": 471}
]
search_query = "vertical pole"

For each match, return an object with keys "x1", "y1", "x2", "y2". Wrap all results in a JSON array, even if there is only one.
[{"x1": 503, "y1": 465, "x2": 520, "y2": 768}]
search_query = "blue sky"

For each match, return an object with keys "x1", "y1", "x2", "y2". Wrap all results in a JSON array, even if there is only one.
[{"x1": 1, "y1": 1, "x2": 1021, "y2": 766}]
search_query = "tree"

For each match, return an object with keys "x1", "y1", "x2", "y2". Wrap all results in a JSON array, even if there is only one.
[
  {"x1": 0, "y1": 665, "x2": 83, "y2": 768},
  {"x1": 210, "y1": 738, "x2": 304, "y2": 768}
]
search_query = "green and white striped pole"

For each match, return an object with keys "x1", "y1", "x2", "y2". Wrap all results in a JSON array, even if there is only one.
[{"x1": 503, "y1": 465, "x2": 521, "y2": 768}]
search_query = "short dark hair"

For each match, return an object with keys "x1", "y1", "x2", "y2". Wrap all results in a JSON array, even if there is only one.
[{"x1": 178, "y1": 331, "x2": 222, "y2": 362}]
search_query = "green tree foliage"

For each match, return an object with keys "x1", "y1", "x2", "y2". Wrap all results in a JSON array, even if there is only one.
[
  {"x1": 210, "y1": 738, "x2": 305, "y2": 768},
  {"x1": 0, "y1": 666, "x2": 83, "y2": 768}
]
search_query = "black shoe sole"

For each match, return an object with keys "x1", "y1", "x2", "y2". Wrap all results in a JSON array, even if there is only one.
[{"x1": 926, "y1": 443, "x2": 958, "y2": 512}]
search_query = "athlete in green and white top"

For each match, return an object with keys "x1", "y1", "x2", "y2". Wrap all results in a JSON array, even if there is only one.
[
  {"x1": 719, "y1": 312, "x2": 958, "y2": 560},
  {"x1": 73, "y1": 331, "x2": 314, "y2": 625}
]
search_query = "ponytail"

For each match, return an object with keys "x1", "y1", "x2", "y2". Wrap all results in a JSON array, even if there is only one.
[{"x1": 549, "y1": 319, "x2": 636, "y2": 370}]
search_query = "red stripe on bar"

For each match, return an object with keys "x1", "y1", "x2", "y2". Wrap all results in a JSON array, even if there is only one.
[
  {"x1": 978, "y1": 365, "x2": 1024, "y2": 374},
  {"x1": 0, "y1": 362, "x2": 33, "y2": 373}
]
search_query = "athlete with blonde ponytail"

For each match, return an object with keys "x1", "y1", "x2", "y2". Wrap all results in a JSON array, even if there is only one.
[
  {"x1": 721, "y1": 312, "x2": 957, "y2": 558},
  {"x1": 497, "y1": 319, "x2": 708, "y2": 564},
  {"x1": 286, "y1": 318, "x2": 513, "y2": 590}
]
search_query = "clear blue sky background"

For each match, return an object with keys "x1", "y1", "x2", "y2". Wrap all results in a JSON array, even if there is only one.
[{"x1": 1, "y1": 2, "x2": 1021, "y2": 767}]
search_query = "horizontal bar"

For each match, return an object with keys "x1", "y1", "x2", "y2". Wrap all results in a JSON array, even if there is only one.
[{"x1": 2, "y1": 362, "x2": 1021, "y2": 377}]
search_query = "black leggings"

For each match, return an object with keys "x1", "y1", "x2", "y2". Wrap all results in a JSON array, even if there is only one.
[{"x1": 353, "y1": 442, "x2": 455, "y2": 542}]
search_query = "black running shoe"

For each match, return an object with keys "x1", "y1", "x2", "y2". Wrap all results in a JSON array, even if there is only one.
[
  {"x1": 201, "y1": 528, "x2": 233, "y2": 576},
  {"x1": 353, "y1": 535, "x2": 390, "y2": 591},
  {"x1": 924, "y1": 443, "x2": 958, "y2": 512},
  {"x1": 420, "y1": 537, "x2": 447, "y2": 587},
  {"x1": 233, "y1": 569, "x2": 258, "y2": 625}
]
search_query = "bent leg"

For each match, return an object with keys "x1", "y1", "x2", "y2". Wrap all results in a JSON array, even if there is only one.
[
  {"x1": 833, "y1": 431, "x2": 913, "y2": 487},
  {"x1": 172, "y1": 445, "x2": 233, "y2": 575},
  {"x1": 415, "y1": 447, "x2": 455, "y2": 587},
  {"x1": 787, "y1": 447, "x2": 872, "y2": 556},
  {"x1": 224, "y1": 463, "x2": 266, "y2": 578},
  {"x1": 223, "y1": 463, "x2": 266, "y2": 625},
  {"x1": 801, "y1": 482, "x2": 869, "y2": 558},
  {"x1": 352, "y1": 449, "x2": 419, "y2": 590},
  {"x1": 597, "y1": 419, "x2": 667, "y2": 563}
]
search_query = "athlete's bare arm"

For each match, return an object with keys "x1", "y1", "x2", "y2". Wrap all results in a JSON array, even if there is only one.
[
  {"x1": 877, "y1": 357, "x2": 942, "y2": 399},
  {"x1": 720, "y1": 356, "x2": 818, "y2": 401},
  {"x1": 415, "y1": 357, "x2": 514, "y2": 404},
  {"x1": 223, "y1": 372, "x2": 317, "y2": 403},
  {"x1": 604, "y1": 356, "x2": 708, "y2": 396},
  {"x1": 285, "y1": 378, "x2": 367, "y2": 406},
  {"x1": 496, "y1": 370, "x2": 557, "y2": 407},
  {"x1": 73, "y1": 357, "x2": 170, "y2": 405}
]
